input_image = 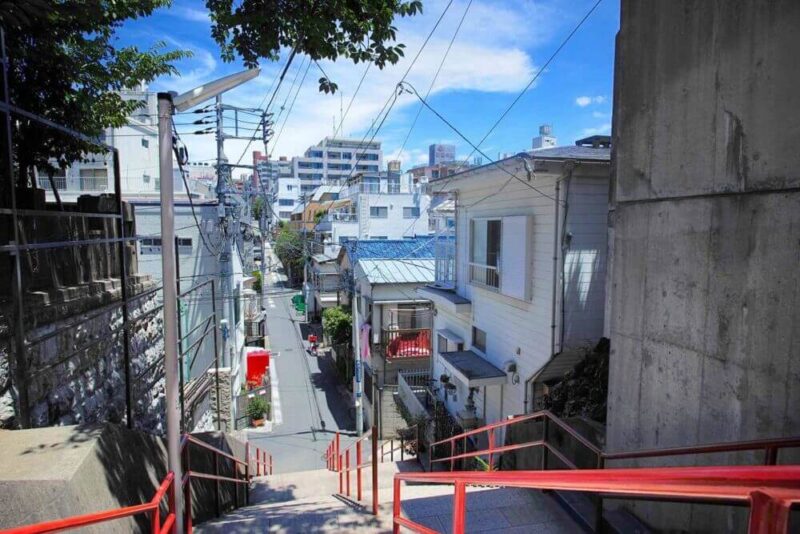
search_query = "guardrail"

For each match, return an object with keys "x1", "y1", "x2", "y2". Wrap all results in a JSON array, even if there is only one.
[
  {"x1": 392, "y1": 465, "x2": 800, "y2": 534},
  {"x1": 324, "y1": 428, "x2": 379, "y2": 515},
  {"x1": 381, "y1": 425, "x2": 420, "y2": 463},
  {"x1": 427, "y1": 409, "x2": 800, "y2": 531},
  {"x1": 6, "y1": 433, "x2": 274, "y2": 534},
  {"x1": 4, "y1": 472, "x2": 177, "y2": 534}
]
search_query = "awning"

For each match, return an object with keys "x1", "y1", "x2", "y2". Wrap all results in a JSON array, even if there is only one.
[
  {"x1": 533, "y1": 348, "x2": 587, "y2": 385},
  {"x1": 440, "y1": 350, "x2": 507, "y2": 387}
]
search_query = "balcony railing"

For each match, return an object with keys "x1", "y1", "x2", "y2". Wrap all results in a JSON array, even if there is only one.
[
  {"x1": 381, "y1": 328, "x2": 432, "y2": 359},
  {"x1": 469, "y1": 262, "x2": 499, "y2": 289}
]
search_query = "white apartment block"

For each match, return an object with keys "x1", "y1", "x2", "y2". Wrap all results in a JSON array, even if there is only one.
[
  {"x1": 418, "y1": 139, "x2": 611, "y2": 431},
  {"x1": 314, "y1": 171, "x2": 430, "y2": 257},
  {"x1": 260, "y1": 137, "x2": 383, "y2": 224}
]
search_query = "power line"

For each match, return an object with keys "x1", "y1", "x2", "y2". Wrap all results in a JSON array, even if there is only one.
[
  {"x1": 269, "y1": 60, "x2": 313, "y2": 158},
  {"x1": 393, "y1": 0, "x2": 473, "y2": 162},
  {"x1": 454, "y1": 0, "x2": 605, "y2": 171}
]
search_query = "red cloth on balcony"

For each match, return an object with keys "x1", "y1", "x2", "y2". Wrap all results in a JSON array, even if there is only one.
[{"x1": 387, "y1": 330, "x2": 431, "y2": 358}]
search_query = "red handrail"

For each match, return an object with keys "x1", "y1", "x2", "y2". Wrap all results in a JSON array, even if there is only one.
[
  {"x1": 6, "y1": 433, "x2": 275, "y2": 534},
  {"x1": 392, "y1": 466, "x2": 800, "y2": 534},
  {"x1": 4, "y1": 471, "x2": 177, "y2": 534},
  {"x1": 324, "y1": 428, "x2": 379, "y2": 515}
]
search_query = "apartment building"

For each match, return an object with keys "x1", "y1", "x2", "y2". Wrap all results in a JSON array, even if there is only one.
[
  {"x1": 418, "y1": 138, "x2": 611, "y2": 431},
  {"x1": 313, "y1": 168, "x2": 430, "y2": 257},
  {"x1": 259, "y1": 137, "x2": 384, "y2": 224}
]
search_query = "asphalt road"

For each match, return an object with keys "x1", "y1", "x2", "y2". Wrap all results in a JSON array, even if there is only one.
[{"x1": 248, "y1": 246, "x2": 356, "y2": 474}]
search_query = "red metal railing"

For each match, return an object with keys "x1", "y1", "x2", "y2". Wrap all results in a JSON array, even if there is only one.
[
  {"x1": 3, "y1": 472, "x2": 177, "y2": 534},
  {"x1": 392, "y1": 465, "x2": 800, "y2": 534},
  {"x1": 324, "y1": 428, "x2": 379, "y2": 515},
  {"x1": 5, "y1": 434, "x2": 274, "y2": 534},
  {"x1": 423, "y1": 410, "x2": 800, "y2": 532}
]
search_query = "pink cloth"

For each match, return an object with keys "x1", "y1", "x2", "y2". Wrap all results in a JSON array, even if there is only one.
[{"x1": 359, "y1": 323, "x2": 372, "y2": 359}]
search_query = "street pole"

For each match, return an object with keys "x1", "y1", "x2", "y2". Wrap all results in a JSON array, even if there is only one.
[
  {"x1": 157, "y1": 92, "x2": 184, "y2": 532},
  {"x1": 354, "y1": 292, "x2": 364, "y2": 437}
]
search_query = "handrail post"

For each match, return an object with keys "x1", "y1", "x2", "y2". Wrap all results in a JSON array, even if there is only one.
[
  {"x1": 401, "y1": 434, "x2": 405, "y2": 462},
  {"x1": 256, "y1": 447, "x2": 261, "y2": 476},
  {"x1": 184, "y1": 474, "x2": 193, "y2": 534},
  {"x1": 392, "y1": 477, "x2": 401, "y2": 534},
  {"x1": 213, "y1": 454, "x2": 220, "y2": 517},
  {"x1": 234, "y1": 457, "x2": 240, "y2": 509},
  {"x1": 765, "y1": 446, "x2": 778, "y2": 465},
  {"x1": 339, "y1": 453, "x2": 343, "y2": 494},
  {"x1": 595, "y1": 455, "x2": 605, "y2": 533},
  {"x1": 488, "y1": 428, "x2": 495, "y2": 471},
  {"x1": 245, "y1": 441, "x2": 250, "y2": 506},
  {"x1": 450, "y1": 440, "x2": 455, "y2": 472},
  {"x1": 372, "y1": 426, "x2": 378, "y2": 515},
  {"x1": 453, "y1": 481, "x2": 467, "y2": 534},
  {"x1": 542, "y1": 417, "x2": 549, "y2": 470},
  {"x1": 346, "y1": 449, "x2": 351, "y2": 497},
  {"x1": 270, "y1": 453, "x2": 273, "y2": 475},
  {"x1": 335, "y1": 432, "x2": 341, "y2": 467},
  {"x1": 357, "y1": 440, "x2": 363, "y2": 501},
  {"x1": 391, "y1": 438, "x2": 395, "y2": 462}
]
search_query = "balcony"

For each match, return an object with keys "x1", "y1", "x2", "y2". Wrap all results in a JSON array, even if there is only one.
[
  {"x1": 469, "y1": 262, "x2": 499, "y2": 290},
  {"x1": 381, "y1": 328, "x2": 432, "y2": 359}
]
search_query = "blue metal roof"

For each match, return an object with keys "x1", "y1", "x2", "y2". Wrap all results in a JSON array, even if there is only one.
[{"x1": 341, "y1": 236, "x2": 443, "y2": 263}]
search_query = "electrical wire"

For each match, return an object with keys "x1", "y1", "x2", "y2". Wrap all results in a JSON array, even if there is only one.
[{"x1": 268, "y1": 60, "x2": 312, "y2": 158}]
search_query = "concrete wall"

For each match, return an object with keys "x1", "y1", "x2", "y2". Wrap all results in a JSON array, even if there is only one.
[{"x1": 607, "y1": 0, "x2": 800, "y2": 530}]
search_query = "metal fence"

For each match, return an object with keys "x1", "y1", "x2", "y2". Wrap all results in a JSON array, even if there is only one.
[{"x1": 0, "y1": 30, "x2": 221, "y2": 434}]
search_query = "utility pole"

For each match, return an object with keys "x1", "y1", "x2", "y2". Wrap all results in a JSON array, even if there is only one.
[
  {"x1": 215, "y1": 94, "x2": 233, "y2": 371},
  {"x1": 157, "y1": 92, "x2": 184, "y2": 532},
  {"x1": 354, "y1": 291, "x2": 364, "y2": 436}
]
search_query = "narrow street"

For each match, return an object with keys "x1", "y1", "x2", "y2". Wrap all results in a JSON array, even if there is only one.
[{"x1": 248, "y1": 244, "x2": 355, "y2": 474}]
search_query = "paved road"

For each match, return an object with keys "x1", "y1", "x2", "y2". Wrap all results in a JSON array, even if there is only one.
[{"x1": 248, "y1": 245, "x2": 355, "y2": 474}]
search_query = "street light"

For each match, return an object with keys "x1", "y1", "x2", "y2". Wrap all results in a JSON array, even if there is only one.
[{"x1": 157, "y1": 67, "x2": 259, "y2": 533}]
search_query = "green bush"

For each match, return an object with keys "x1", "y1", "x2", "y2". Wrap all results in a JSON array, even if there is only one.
[
  {"x1": 246, "y1": 396, "x2": 269, "y2": 420},
  {"x1": 322, "y1": 306, "x2": 352, "y2": 344},
  {"x1": 252, "y1": 270, "x2": 263, "y2": 293}
]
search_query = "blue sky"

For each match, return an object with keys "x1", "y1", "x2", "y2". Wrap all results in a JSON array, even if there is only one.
[{"x1": 119, "y1": 0, "x2": 619, "y2": 172}]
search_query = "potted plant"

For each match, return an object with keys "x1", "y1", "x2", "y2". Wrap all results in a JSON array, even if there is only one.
[{"x1": 246, "y1": 396, "x2": 269, "y2": 427}]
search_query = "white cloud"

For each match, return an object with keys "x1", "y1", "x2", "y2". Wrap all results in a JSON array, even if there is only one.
[
  {"x1": 173, "y1": 6, "x2": 210, "y2": 23},
  {"x1": 157, "y1": 0, "x2": 566, "y2": 172},
  {"x1": 592, "y1": 110, "x2": 611, "y2": 119},
  {"x1": 575, "y1": 95, "x2": 606, "y2": 107}
]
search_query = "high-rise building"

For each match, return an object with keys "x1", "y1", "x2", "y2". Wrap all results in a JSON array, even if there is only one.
[{"x1": 428, "y1": 143, "x2": 456, "y2": 165}]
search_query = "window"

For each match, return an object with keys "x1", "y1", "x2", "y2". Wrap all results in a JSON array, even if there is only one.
[
  {"x1": 469, "y1": 216, "x2": 532, "y2": 299},
  {"x1": 141, "y1": 138, "x2": 149, "y2": 148},
  {"x1": 342, "y1": 152, "x2": 352, "y2": 159},
  {"x1": 369, "y1": 206, "x2": 388, "y2": 218},
  {"x1": 79, "y1": 168, "x2": 108, "y2": 191},
  {"x1": 472, "y1": 327, "x2": 487, "y2": 353},
  {"x1": 469, "y1": 219, "x2": 501, "y2": 288},
  {"x1": 370, "y1": 236, "x2": 388, "y2": 240},
  {"x1": 403, "y1": 207, "x2": 420, "y2": 219},
  {"x1": 438, "y1": 332, "x2": 464, "y2": 354},
  {"x1": 339, "y1": 236, "x2": 356, "y2": 244},
  {"x1": 309, "y1": 150, "x2": 324, "y2": 158},
  {"x1": 142, "y1": 174, "x2": 150, "y2": 184},
  {"x1": 279, "y1": 211, "x2": 293, "y2": 218},
  {"x1": 287, "y1": 185, "x2": 293, "y2": 191},
  {"x1": 140, "y1": 237, "x2": 162, "y2": 254},
  {"x1": 177, "y1": 237, "x2": 192, "y2": 247},
  {"x1": 279, "y1": 199, "x2": 294, "y2": 206}
]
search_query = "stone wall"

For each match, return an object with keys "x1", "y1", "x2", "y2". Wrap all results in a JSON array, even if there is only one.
[
  {"x1": 0, "y1": 282, "x2": 166, "y2": 433},
  {"x1": 607, "y1": 1, "x2": 800, "y2": 530}
]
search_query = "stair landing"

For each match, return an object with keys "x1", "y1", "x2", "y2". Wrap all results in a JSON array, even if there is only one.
[{"x1": 195, "y1": 461, "x2": 578, "y2": 533}]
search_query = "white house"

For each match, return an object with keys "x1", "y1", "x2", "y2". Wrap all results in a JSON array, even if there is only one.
[
  {"x1": 418, "y1": 138, "x2": 611, "y2": 430},
  {"x1": 338, "y1": 238, "x2": 439, "y2": 436}
]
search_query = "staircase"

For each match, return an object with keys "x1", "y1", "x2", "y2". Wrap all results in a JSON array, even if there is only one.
[{"x1": 195, "y1": 460, "x2": 578, "y2": 533}]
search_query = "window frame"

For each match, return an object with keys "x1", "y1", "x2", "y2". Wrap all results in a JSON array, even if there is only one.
[
  {"x1": 472, "y1": 326, "x2": 487, "y2": 354},
  {"x1": 369, "y1": 206, "x2": 388, "y2": 218}
]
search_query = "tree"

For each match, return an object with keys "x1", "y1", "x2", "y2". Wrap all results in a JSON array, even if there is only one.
[
  {"x1": 252, "y1": 196, "x2": 265, "y2": 221},
  {"x1": 0, "y1": 1, "x2": 189, "y2": 184},
  {"x1": 322, "y1": 306, "x2": 352, "y2": 345},
  {"x1": 273, "y1": 225, "x2": 304, "y2": 278},
  {"x1": 205, "y1": 0, "x2": 423, "y2": 93}
]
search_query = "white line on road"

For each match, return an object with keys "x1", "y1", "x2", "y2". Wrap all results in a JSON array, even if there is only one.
[{"x1": 270, "y1": 354, "x2": 283, "y2": 426}]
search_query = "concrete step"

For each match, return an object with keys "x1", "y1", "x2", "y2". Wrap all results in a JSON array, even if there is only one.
[{"x1": 198, "y1": 461, "x2": 580, "y2": 533}]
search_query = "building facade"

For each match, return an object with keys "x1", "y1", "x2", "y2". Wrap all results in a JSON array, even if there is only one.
[{"x1": 418, "y1": 142, "x2": 611, "y2": 431}]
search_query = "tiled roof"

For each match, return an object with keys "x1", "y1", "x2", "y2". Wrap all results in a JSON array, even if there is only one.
[
  {"x1": 341, "y1": 236, "x2": 441, "y2": 263},
  {"x1": 529, "y1": 145, "x2": 611, "y2": 161}
]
